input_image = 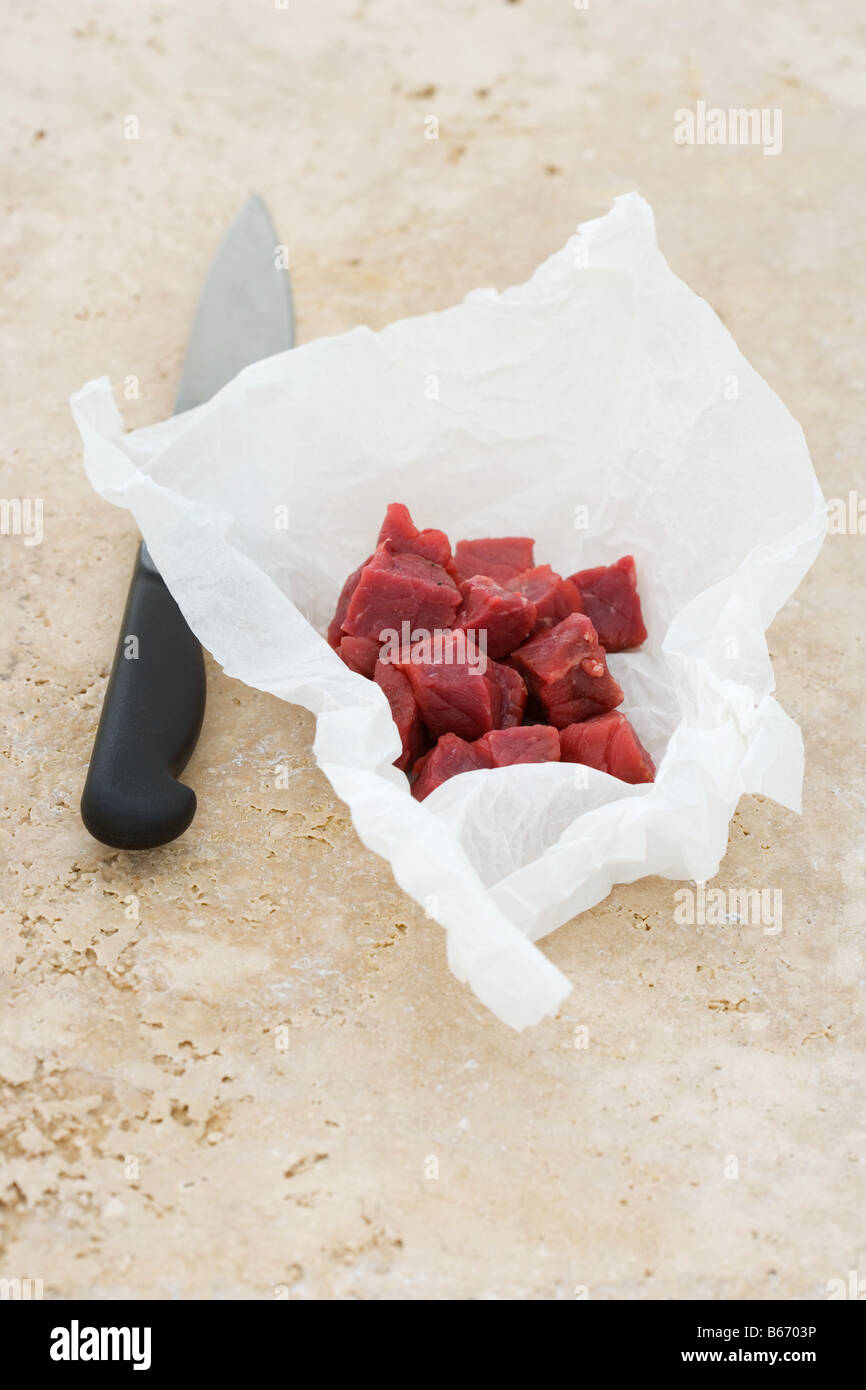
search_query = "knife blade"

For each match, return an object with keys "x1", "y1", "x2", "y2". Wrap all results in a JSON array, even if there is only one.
[{"x1": 81, "y1": 195, "x2": 295, "y2": 850}]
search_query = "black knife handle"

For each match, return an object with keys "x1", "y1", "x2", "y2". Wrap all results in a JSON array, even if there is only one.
[{"x1": 81, "y1": 542, "x2": 206, "y2": 850}]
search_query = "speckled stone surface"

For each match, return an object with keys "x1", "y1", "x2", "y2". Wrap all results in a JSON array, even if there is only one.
[{"x1": 1, "y1": 0, "x2": 864, "y2": 1300}]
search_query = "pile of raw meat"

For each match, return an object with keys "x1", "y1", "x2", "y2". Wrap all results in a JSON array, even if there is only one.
[{"x1": 327, "y1": 504, "x2": 655, "y2": 800}]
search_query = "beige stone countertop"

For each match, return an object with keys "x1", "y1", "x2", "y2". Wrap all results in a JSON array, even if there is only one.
[{"x1": 1, "y1": 0, "x2": 864, "y2": 1299}]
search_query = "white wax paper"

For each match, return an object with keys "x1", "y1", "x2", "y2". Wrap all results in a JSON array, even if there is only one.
[{"x1": 71, "y1": 193, "x2": 826, "y2": 1030}]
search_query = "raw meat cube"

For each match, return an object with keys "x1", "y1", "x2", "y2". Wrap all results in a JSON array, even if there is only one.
[
  {"x1": 453, "y1": 575, "x2": 537, "y2": 659},
  {"x1": 327, "y1": 555, "x2": 372, "y2": 648},
  {"x1": 377, "y1": 502, "x2": 455, "y2": 575},
  {"x1": 374, "y1": 659, "x2": 430, "y2": 773},
  {"x1": 476, "y1": 725, "x2": 561, "y2": 767},
  {"x1": 559, "y1": 711, "x2": 655, "y2": 784},
  {"x1": 488, "y1": 660, "x2": 527, "y2": 728},
  {"x1": 337, "y1": 635, "x2": 380, "y2": 678},
  {"x1": 395, "y1": 631, "x2": 523, "y2": 742},
  {"x1": 568, "y1": 554, "x2": 647, "y2": 651},
  {"x1": 507, "y1": 564, "x2": 583, "y2": 631},
  {"x1": 510, "y1": 613, "x2": 624, "y2": 727},
  {"x1": 343, "y1": 543, "x2": 460, "y2": 642},
  {"x1": 397, "y1": 632, "x2": 499, "y2": 742},
  {"x1": 411, "y1": 732, "x2": 492, "y2": 802},
  {"x1": 454, "y1": 535, "x2": 535, "y2": 585}
]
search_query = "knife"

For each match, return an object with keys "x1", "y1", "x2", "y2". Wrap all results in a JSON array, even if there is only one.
[{"x1": 81, "y1": 194, "x2": 294, "y2": 850}]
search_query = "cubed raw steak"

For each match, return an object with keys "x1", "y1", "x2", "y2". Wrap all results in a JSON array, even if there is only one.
[
  {"x1": 454, "y1": 535, "x2": 535, "y2": 585},
  {"x1": 374, "y1": 659, "x2": 430, "y2": 773},
  {"x1": 411, "y1": 732, "x2": 492, "y2": 802},
  {"x1": 337, "y1": 634, "x2": 380, "y2": 678},
  {"x1": 511, "y1": 612, "x2": 624, "y2": 727},
  {"x1": 343, "y1": 543, "x2": 460, "y2": 642},
  {"x1": 488, "y1": 660, "x2": 527, "y2": 728},
  {"x1": 568, "y1": 554, "x2": 647, "y2": 651},
  {"x1": 377, "y1": 502, "x2": 455, "y2": 575},
  {"x1": 454, "y1": 575, "x2": 537, "y2": 659},
  {"x1": 395, "y1": 631, "x2": 523, "y2": 742},
  {"x1": 327, "y1": 555, "x2": 372, "y2": 648},
  {"x1": 559, "y1": 711, "x2": 655, "y2": 784},
  {"x1": 507, "y1": 564, "x2": 583, "y2": 631},
  {"x1": 476, "y1": 725, "x2": 561, "y2": 767}
]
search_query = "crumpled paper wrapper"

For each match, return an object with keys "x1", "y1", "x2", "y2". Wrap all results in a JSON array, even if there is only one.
[{"x1": 71, "y1": 193, "x2": 825, "y2": 1030}]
